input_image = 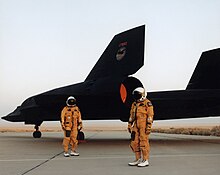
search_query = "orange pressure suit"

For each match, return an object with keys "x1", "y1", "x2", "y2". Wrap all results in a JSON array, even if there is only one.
[
  {"x1": 61, "y1": 105, "x2": 82, "y2": 153},
  {"x1": 128, "y1": 98, "x2": 154, "y2": 161}
]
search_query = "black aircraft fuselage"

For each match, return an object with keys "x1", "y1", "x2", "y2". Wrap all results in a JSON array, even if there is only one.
[
  {"x1": 2, "y1": 25, "x2": 220, "y2": 138},
  {"x1": 8, "y1": 76, "x2": 142, "y2": 124}
]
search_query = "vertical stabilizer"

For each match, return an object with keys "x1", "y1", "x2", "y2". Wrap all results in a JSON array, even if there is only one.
[
  {"x1": 186, "y1": 48, "x2": 220, "y2": 89},
  {"x1": 85, "y1": 25, "x2": 145, "y2": 81}
]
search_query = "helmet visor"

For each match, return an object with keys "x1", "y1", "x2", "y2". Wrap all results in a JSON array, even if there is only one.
[
  {"x1": 67, "y1": 99, "x2": 76, "y2": 106},
  {"x1": 133, "y1": 91, "x2": 142, "y2": 101}
]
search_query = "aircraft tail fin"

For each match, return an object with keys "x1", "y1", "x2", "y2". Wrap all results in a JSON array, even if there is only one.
[
  {"x1": 186, "y1": 48, "x2": 220, "y2": 89},
  {"x1": 85, "y1": 25, "x2": 145, "y2": 81}
]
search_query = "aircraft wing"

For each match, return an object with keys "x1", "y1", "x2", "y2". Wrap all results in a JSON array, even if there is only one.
[{"x1": 149, "y1": 48, "x2": 220, "y2": 120}]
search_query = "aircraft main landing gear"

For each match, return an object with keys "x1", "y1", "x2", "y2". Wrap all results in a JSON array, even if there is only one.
[
  {"x1": 77, "y1": 131, "x2": 85, "y2": 141},
  {"x1": 33, "y1": 125, "x2": 42, "y2": 138}
]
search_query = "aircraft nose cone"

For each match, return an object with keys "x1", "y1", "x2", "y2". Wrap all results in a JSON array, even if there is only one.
[
  {"x1": 1, "y1": 114, "x2": 17, "y2": 122},
  {"x1": 1, "y1": 106, "x2": 24, "y2": 122},
  {"x1": 1, "y1": 116, "x2": 8, "y2": 120}
]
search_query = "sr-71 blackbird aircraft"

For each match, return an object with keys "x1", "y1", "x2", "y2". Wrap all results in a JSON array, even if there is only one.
[{"x1": 2, "y1": 25, "x2": 220, "y2": 138}]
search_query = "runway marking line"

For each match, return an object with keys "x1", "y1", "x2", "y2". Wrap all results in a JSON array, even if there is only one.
[{"x1": 1, "y1": 153, "x2": 220, "y2": 162}]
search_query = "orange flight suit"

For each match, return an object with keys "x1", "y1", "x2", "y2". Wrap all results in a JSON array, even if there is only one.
[
  {"x1": 128, "y1": 98, "x2": 154, "y2": 161},
  {"x1": 61, "y1": 105, "x2": 82, "y2": 153}
]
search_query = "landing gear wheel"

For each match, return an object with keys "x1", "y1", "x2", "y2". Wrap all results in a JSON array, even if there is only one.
[
  {"x1": 33, "y1": 131, "x2": 42, "y2": 138},
  {"x1": 77, "y1": 131, "x2": 85, "y2": 140},
  {"x1": 33, "y1": 124, "x2": 42, "y2": 138}
]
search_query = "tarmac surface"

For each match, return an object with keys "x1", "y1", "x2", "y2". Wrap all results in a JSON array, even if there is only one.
[{"x1": 0, "y1": 130, "x2": 220, "y2": 175}]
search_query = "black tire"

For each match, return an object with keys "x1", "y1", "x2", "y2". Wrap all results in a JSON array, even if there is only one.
[
  {"x1": 77, "y1": 131, "x2": 85, "y2": 140},
  {"x1": 33, "y1": 131, "x2": 42, "y2": 138}
]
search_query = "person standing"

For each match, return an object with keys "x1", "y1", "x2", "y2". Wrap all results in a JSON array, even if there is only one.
[
  {"x1": 61, "y1": 96, "x2": 83, "y2": 157},
  {"x1": 128, "y1": 87, "x2": 154, "y2": 167}
]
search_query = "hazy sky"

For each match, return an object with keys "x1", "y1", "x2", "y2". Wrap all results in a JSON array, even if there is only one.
[{"x1": 1, "y1": 0, "x2": 220, "y2": 118}]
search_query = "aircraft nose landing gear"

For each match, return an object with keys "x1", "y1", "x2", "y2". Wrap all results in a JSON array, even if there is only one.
[{"x1": 33, "y1": 125, "x2": 42, "y2": 138}]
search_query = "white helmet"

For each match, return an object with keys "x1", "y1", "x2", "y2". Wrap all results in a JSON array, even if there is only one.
[
  {"x1": 66, "y1": 96, "x2": 76, "y2": 106},
  {"x1": 132, "y1": 87, "x2": 146, "y2": 101}
]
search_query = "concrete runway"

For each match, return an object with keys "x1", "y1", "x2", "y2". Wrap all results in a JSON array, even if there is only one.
[{"x1": 0, "y1": 131, "x2": 220, "y2": 175}]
